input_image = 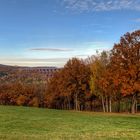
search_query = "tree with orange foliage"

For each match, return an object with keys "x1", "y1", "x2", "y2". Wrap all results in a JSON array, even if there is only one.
[
  {"x1": 111, "y1": 30, "x2": 140, "y2": 113},
  {"x1": 45, "y1": 58, "x2": 90, "y2": 110}
]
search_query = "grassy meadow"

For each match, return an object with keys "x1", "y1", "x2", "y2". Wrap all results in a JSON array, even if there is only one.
[{"x1": 0, "y1": 105, "x2": 140, "y2": 140}]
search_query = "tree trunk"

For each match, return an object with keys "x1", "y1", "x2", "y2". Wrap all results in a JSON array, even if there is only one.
[
  {"x1": 131, "y1": 94, "x2": 137, "y2": 114},
  {"x1": 135, "y1": 99, "x2": 137, "y2": 113},
  {"x1": 109, "y1": 97, "x2": 112, "y2": 112},
  {"x1": 75, "y1": 93, "x2": 78, "y2": 110},
  {"x1": 67, "y1": 97, "x2": 71, "y2": 110},
  {"x1": 117, "y1": 99, "x2": 121, "y2": 113},
  {"x1": 105, "y1": 96, "x2": 108, "y2": 112},
  {"x1": 101, "y1": 96, "x2": 105, "y2": 112}
]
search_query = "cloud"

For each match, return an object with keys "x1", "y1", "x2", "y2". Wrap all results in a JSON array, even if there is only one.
[
  {"x1": 11, "y1": 58, "x2": 69, "y2": 62},
  {"x1": 29, "y1": 47, "x2": 74, "y2": 52},
  {"x1": 84, "y1": 41, "x2": 113, "y2": 47},
  {"x1": 75, "y1": 54, "x2": 89, "y2": 57},
  {"x1": 133, "y1": 18, "x2": 140, "y2": 22},
  {"x1": 62, "y1": 0, "x2": 140, "y2": 12},
  {"x1": 0, "y1": 58, "x2": 69, "y2": 67}
]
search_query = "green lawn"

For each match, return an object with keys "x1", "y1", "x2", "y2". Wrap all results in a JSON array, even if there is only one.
[{"x1": 0, "y1": 106, "x2": 140, "y2": 140}]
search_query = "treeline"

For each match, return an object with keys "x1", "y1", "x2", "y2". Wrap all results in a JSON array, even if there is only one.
[
  {"x1": 0, "y1": 30, "x2": 140, "y2": 113},
  {"x1": 0, "y1": 70, "x2": 47, "y2": 107},
  {"x1": 45, "y1": 30, "x2": 140, "y2": 113}
]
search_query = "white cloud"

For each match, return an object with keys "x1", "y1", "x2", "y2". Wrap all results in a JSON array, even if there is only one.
[
  {"x1": 0, "y1": 58, "x2": 69, "y2": 67},
  {"x1": 133, "y1": 18, "x2": 140, "y2": 22},
  {"x1": 62, "y1": 0, "x2": 140, "y2": 12}
]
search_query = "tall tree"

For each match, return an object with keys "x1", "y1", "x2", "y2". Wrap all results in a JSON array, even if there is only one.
[
  {"x1": 89, "y1": 51, "x2": 112, "y2": 112},
  {"x1": 111, "y1": 30, "x2": 140, "y2": 113},
  {"x1": 45, "y1": 58, "x2": 90, "y2": 110}
]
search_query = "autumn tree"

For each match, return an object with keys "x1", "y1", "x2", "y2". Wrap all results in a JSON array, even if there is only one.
[
  {"x1": 89, "y1": 51, "x2": 114, "y2": 112},
  {"x1": 45, "y1": 58, "x2": 91, "y2": 110},
  {"x1": 111, "y1": 30, "x2": 140, "y2": 113}
]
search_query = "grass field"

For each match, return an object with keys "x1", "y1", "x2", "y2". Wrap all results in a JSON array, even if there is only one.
[{"x1": 0, "y1": 106, "x2": 140, "y2": 140}]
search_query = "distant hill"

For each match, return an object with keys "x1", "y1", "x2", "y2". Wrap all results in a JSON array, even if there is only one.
[
  {"x1": 0, "y1": 64, "x2": 11, "y2": 67},
  {"x1": 0, "y1": 64, "x2": 18, "y2": 77},
  {"x1": 0, "y1": 64, "x2": 60, "y2": 78},
  {"x1": 0, "y1": 64, "x2": 5, "y2": 67}
]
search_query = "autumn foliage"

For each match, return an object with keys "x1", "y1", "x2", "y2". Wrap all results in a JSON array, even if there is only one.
[{"x1": 0, "y1": 30, "x2": 140, "y2": 113}]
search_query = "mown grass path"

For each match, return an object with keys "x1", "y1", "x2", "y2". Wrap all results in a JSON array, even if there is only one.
[{"x1": 0, "y1": 106, "x2": 140, "y2": 140}]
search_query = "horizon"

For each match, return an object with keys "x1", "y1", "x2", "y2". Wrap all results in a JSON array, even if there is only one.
[{"x1": 0, "y1": 0, "x2": 140, "y2": 67}]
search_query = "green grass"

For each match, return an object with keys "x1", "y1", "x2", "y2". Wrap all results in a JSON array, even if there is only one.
[{"x1": 0, "y1": 106, "x2": 140, "y2": 140}]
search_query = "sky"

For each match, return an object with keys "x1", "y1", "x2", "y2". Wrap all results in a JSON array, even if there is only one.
[{"x1": 0, "y1": 0, "x2": 140, "y2": 67}]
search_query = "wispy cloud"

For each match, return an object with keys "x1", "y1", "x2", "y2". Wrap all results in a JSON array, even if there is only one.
[
  {"x1": 84, "y1": 41, "x2": 113, "y2": 47},
  {"x1": 62, "y1": 0, "x2": 140, "y2": 12},
  {"x1": 29, "y1": 48, "x2": 74, "y2": 52},
  {"x1": 2, "y1": 58, "x2": 68, "y2": 62},
  {"x1": 133, "y1": 18, "x2": 140, "y2": 22},
  {"x1": 0, "y1": 58, "x2": 69, "y2": 67}
]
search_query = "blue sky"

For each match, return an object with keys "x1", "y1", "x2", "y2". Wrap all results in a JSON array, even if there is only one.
[{"x1": 0, "y1": 0, "x2": 140, "y2": 67}]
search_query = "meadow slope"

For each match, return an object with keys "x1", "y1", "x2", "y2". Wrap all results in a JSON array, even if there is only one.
[{"x1": 0, "y1": 106, "x2": 140, "y2": 140}]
